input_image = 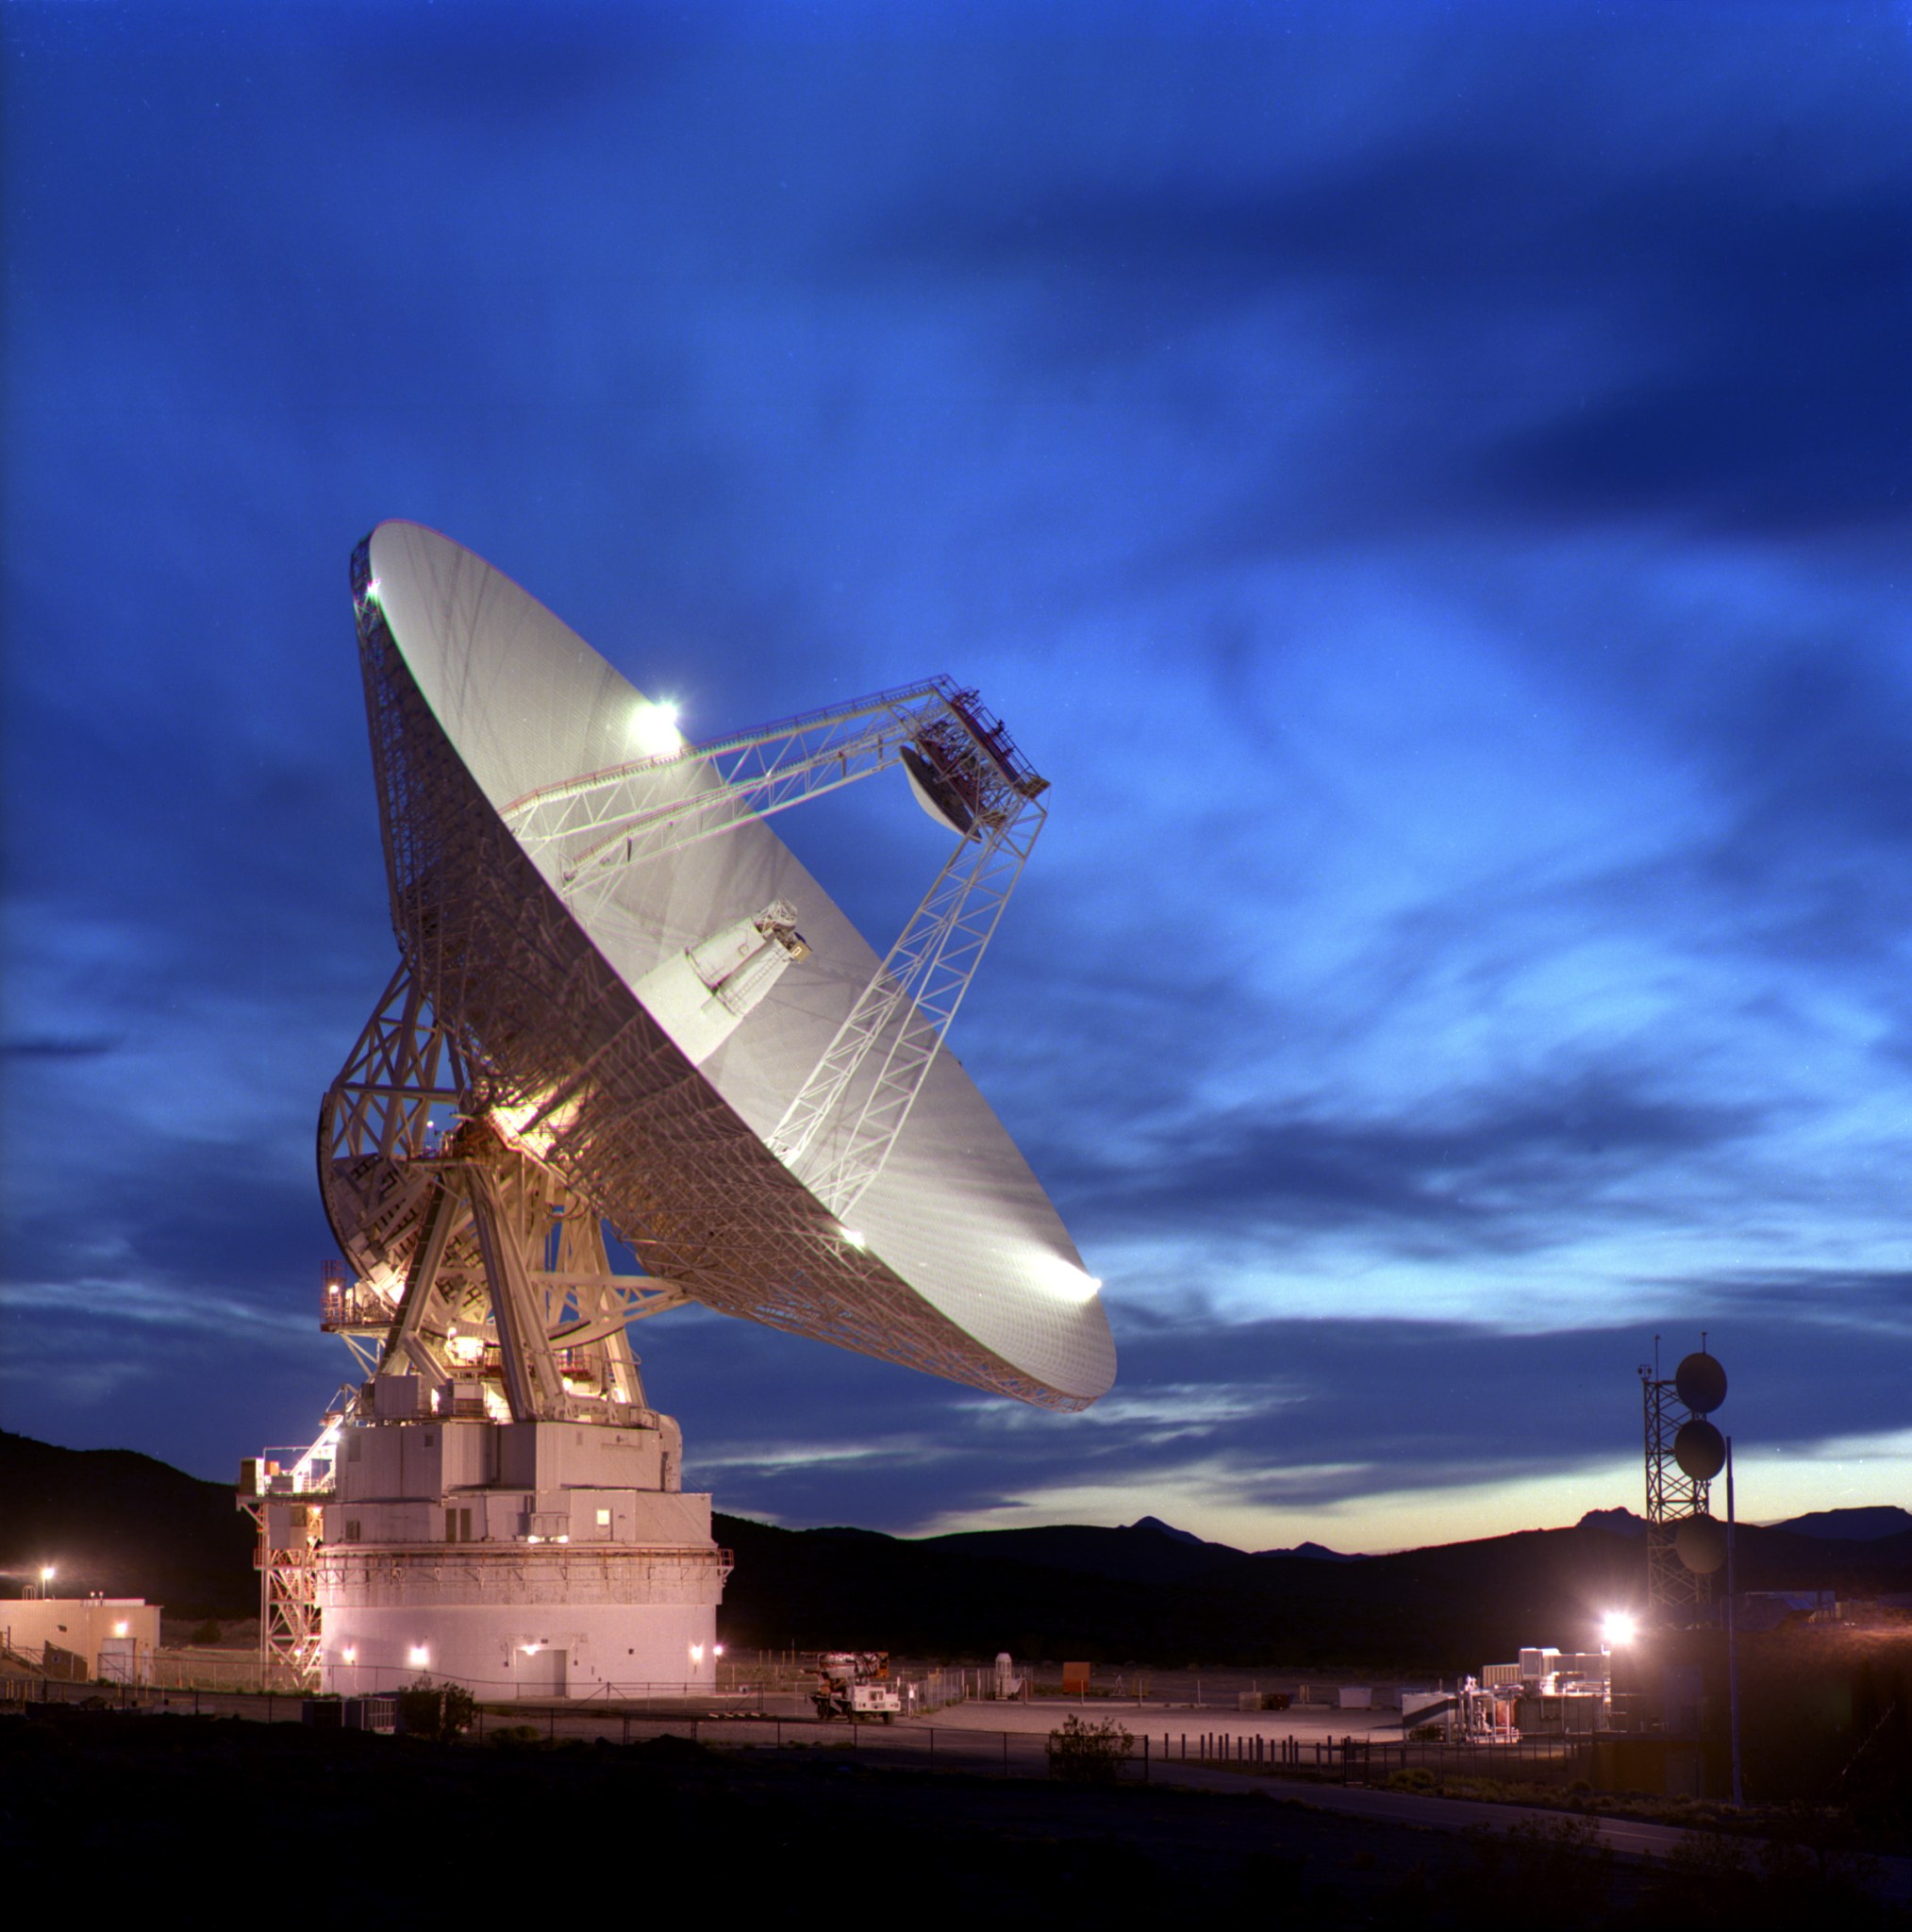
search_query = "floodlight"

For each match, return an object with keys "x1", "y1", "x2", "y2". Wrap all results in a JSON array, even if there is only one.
[{"x1": 627, "y1": 698, "x2": 683, "y2": 758}]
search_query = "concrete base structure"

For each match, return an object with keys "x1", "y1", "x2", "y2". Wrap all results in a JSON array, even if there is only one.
[
  {"x1": 301, "y1": 1411, "x2": 728, "y2": 1701},
  {"x1": 318, "y1": 1552, "x2": 724, "y2": 1699}
]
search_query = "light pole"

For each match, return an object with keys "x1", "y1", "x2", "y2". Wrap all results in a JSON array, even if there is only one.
[{"x1": 1726, "y1": 1435, "x2": 1743, "y2": 1807}]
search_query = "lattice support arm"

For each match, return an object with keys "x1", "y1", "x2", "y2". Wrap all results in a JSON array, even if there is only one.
[
  {"x1": 501, "y1": 675, "x2": 1048, "y2": 911},
  {"x1": 505, "y1": 680, "x2": 950, "y2": 890},
  {"x1": 771, "y1": 795, "x2": 1044, "y2": 1221}
]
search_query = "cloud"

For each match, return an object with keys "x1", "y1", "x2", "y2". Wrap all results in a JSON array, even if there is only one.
[
  {"x1": 1, "y1": 1036, "x2": 122, "y2": 1060},
  {"x1": 845, "y1": 17, "x2": 1912, "y2": 546},
  {"x1": 5, "y1": 4, "x2": 1909, "y2": 1538},
  {"x1": 1032, "y1": 1071, "x2": 1764, "y2": 1257},
  {"x1": 645, "y1": 1290, "x2": 1912, "y2": 1536}
]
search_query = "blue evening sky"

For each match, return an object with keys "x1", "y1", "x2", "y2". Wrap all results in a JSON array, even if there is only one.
[{"x1": 3, "y1": 1, "x2": 1908, "y2": 1550}]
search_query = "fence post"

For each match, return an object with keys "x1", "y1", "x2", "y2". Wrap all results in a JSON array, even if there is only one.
[{"x1": 1142, "y1": 1732, "x2": 1149, "y2": 1784}]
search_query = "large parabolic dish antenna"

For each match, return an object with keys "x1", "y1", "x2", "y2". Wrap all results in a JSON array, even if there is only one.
[{"x1": 329, "y1": 521, "x2": 1115, "y2": 1411}]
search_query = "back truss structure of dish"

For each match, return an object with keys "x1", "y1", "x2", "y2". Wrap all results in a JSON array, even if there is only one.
[{"x1": 322, "y1": 523, "x2": 1114, "y2": 1415}]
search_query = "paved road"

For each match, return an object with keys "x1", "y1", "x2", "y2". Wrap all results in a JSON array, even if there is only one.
[{"x1": 1131, "y1": 1755, "x2": 1912, "y2": 1905}]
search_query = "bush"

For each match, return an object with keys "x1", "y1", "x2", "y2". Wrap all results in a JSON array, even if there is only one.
[
  {"x1": 396, "y1": 1676, "x2": 475, "y2": 1741},
  {"x1": 1467, "y1": 1815, "x2": 1615, "y2": 1928},
  {"x1": 1047, "y1": 1713, "x2": 1133, "y2": 1784}
]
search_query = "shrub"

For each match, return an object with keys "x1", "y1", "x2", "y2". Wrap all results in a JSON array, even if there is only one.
[
  {"x1": 1047, "y1": 1713, "x2": 1133, "y2": 1784},
  {"x1": 1467, "y1": 1814, "x2": 1615, "y2": 1928},
  {"x1": 397, "y1": 1676, "x2": 475, "y2": 1741}
]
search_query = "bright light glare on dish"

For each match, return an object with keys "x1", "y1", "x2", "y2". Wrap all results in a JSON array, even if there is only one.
[
  {"x1": 1603, "y1": 1611, "x2": 1637, "y2": 1646},
  {"x1": 841, "y1": 1227, "x2": 867, "y2": 1249},
  {"x1": 628, "y1": 699, "x2": 683, "y2": 758},
  {"x1": 1037, "y1": 1258, "x2": 1103, "y2": 1305}
]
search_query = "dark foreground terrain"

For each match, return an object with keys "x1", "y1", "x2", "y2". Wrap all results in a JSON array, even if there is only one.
[{"x1": 1, "y1": 1708, "x2": 1900, "y2": 1929}]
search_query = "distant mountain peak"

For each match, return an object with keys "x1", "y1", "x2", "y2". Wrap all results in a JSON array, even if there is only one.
[
  {"x1": 1127, "y1": 1514, "x2": 1205, "y2": 1546},
  {"x1": 1255, "y1": 1540, "x2": 1361, "y2": 1562},
  {"x1": 1578, "y1": 1507, "x2": 1647, "y2": 1539}
]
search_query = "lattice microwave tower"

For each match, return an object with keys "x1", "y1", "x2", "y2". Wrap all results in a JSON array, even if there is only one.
[{"x1": 1639, "y1": 1338, "x2": 1730, "y2": 1624}]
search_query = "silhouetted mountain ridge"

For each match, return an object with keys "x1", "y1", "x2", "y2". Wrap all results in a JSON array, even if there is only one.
[
  {"x1": 1129, "y1": 1514, "x2": 1205, "y2": 1545},
  {"x1": 0, "y1": 1430, "x2": 256, "y2": 1616},
  {"x1": 6, "y1": 1434, "x2": 1907, "y2": 1670},
  {"x1": 1772, "y1": 1506, "x2": 1912, "y2": 1541}
]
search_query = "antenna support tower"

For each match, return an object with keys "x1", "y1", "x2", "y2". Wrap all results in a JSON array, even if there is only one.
[{"x1": 1640, "y1": 1355, "x2": 1714, "y2": 1624}]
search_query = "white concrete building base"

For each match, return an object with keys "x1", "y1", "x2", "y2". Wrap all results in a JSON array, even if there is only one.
[
  {"x1": 321, "y1": 1596, "x2": 719, "y2": 1699},
  {"x1": 308, "y1": 1416, "x2": 729, "y2": 1701}
]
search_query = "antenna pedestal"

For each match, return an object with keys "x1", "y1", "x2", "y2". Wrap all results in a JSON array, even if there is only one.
[{"x1": 241, "y1": 965, "x2": 726, "y2": 1698}]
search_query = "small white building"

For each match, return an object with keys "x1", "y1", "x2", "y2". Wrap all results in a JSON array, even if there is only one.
[{"x1": 3, "y1": 1598, "x2": 161, "y2": 1684}]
